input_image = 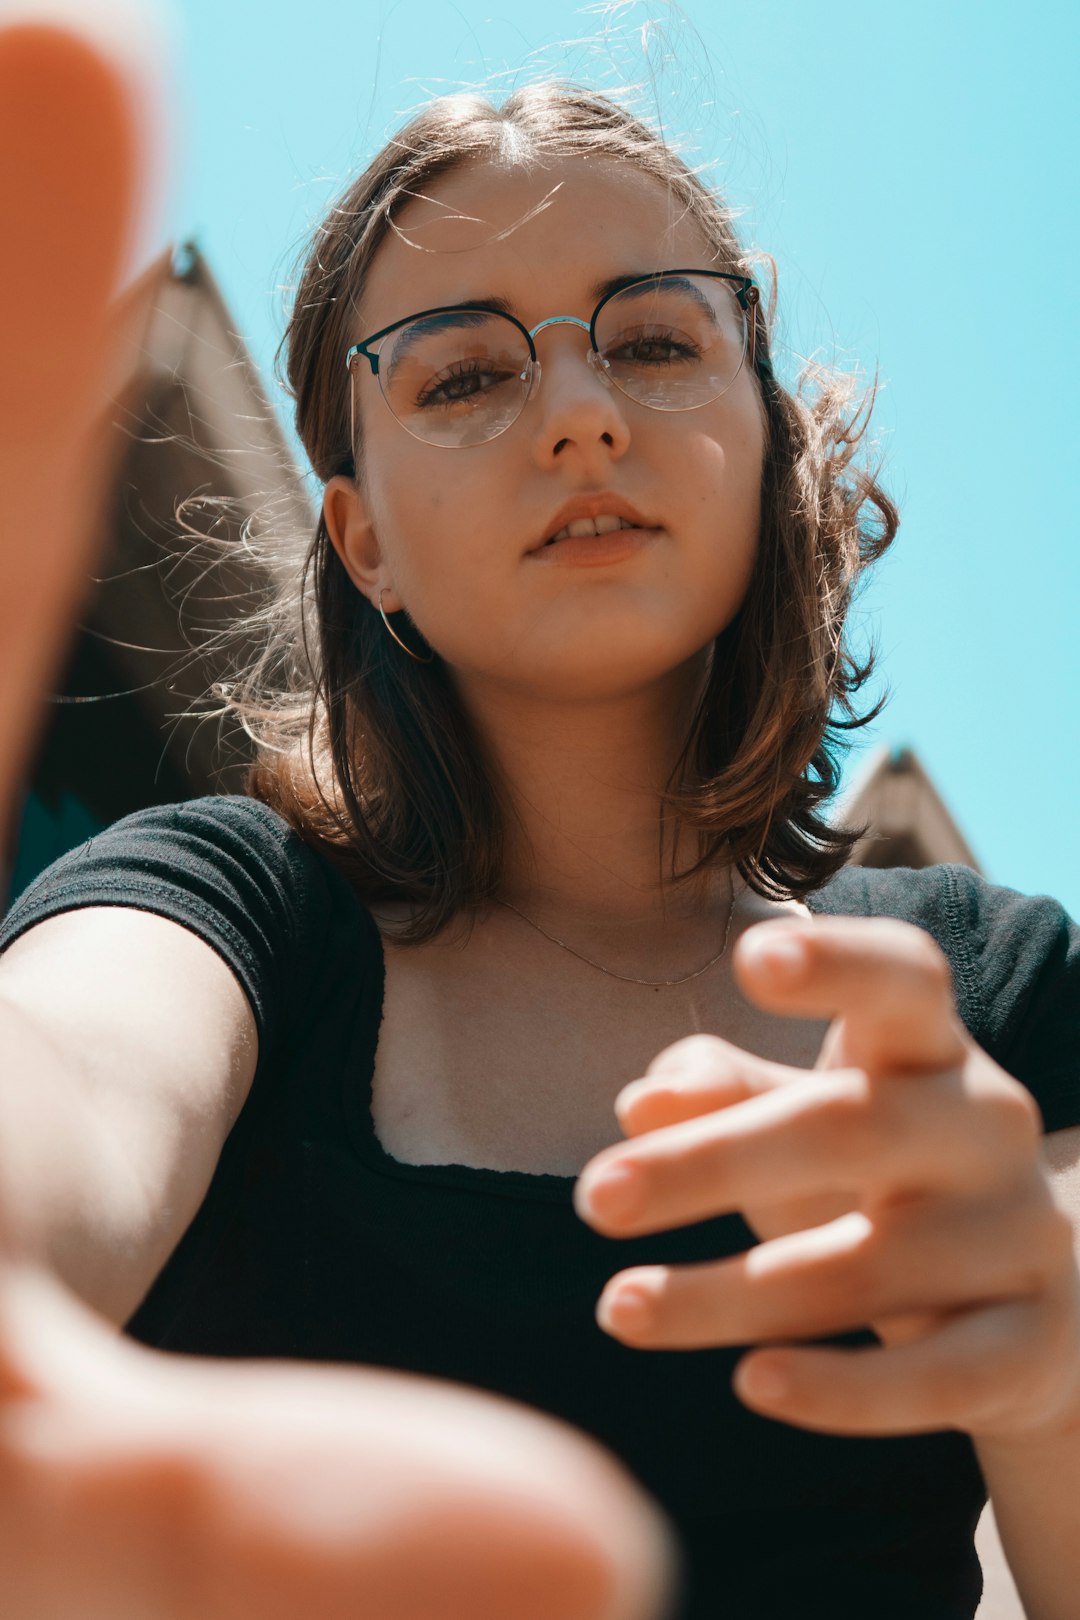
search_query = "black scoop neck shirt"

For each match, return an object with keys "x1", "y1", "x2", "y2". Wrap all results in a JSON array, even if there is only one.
[{"x1": 2, "y1": 795, "x2": 1078, "y2": 1620}]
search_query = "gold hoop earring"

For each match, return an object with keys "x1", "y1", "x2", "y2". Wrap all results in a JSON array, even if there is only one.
[{"x1": 377, "y1": 589, "x2": 434, "y2": 664}]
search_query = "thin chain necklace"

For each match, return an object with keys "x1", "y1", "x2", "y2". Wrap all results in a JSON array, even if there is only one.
[{"x1": 495, "y1": 868, "x2": 736, "y2": 988}]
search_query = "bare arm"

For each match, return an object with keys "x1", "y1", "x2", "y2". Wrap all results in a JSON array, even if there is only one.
[
  {"x1": 0, "y1": 903, "x2": 680, "y2": 1620},
  {"x1": 0, "y1": 905, "x2": 258, "y2": 1324},
  {"x1": 970, "y1": 1129, "x2": 1080, "y2": 1620},
  {"x1": 0, "y1": 13, "x2": 678, "y2": 1619}
]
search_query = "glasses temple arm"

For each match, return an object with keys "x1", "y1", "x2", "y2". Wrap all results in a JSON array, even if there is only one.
[{"x1": 744, "y1": 283, "x2": 760, "y2": 371}]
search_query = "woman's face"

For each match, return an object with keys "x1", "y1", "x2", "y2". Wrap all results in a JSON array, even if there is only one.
[{"x1": 325, "y1": 155, "x2": 766, "y2": 705}]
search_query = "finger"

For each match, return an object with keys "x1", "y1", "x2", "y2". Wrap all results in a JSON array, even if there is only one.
[
  {"x1": 731, "y1": 1297, "x2": 1055, "y2": 1438},
  {"x1": 615, "y1": 1036, "x2": 801, "y2": 1138},
  {"x1": 595, "y1": 1186, "x2": 1067, "y2": 1351},
  {"x1": 577, "y1": 1062, "x2": 1020, "y2": 1239},
  {"x1": 0, "y1": 10, "x2": 155, "y2": 818},
  {"x1": 734, "y1": 918, "x2": 967, "y2": 1074}
]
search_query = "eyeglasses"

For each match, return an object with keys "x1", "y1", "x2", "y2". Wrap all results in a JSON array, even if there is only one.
[{"x1": 345, "y1": 269, "x2": 760, "y2": 450}]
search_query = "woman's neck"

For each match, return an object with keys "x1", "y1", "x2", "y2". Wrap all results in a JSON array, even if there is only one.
[{"x1": 453, "y1": 661, "x2": 726, "y2": 929}]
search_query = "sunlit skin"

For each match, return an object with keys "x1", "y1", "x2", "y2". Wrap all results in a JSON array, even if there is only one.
[
  {"x1": 578, "y1": 927, "x2": 1080, "y2": 1439},
  {"x1": 324, "y1": 157, "x2": 765, "y2": 924},
  {"x1": 3, "y1": 8, "x2": 1080, "y2": 1620},
  {"x1": 329, "y1": 158, "x2": 764, "y2": 697}
]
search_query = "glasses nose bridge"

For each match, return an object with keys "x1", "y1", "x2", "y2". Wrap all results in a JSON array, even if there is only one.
[
  {"x1": 523, "y1": 313, "x2": 611, "y2": 406},
  {"x1": 527, "y1": 313, "x2": 593, "y2": 348}
]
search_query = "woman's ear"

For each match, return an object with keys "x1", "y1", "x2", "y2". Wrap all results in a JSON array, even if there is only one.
[{"x1": 323, "y1": 475, "x2": 401, "y2": 610}]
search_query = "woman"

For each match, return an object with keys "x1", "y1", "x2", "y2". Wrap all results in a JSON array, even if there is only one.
[{"x1": 1, "y1": 9, "x2": 1078, "y2": 1620}]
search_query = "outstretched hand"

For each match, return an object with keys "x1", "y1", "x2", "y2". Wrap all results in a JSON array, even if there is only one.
[
  {"x1": 0, "y1": 12, "x2": 677, "y2": 1620},
  {"x1": 576, "y1": 916, "x2": 1080, "y2": 1443}
]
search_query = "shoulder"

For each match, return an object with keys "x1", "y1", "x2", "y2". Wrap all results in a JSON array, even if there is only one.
[
  {"x1": 3, "y1": 794, "x2": 335, "y2": 942},
  {"x1": 808, "y1": 863, "x2": 1080, "y2": 1130},
  {"x1": 805, "y1": 861, "x2": 1076, "y2": 994},
  {"x1": 1, "y1": 793, "x2": 383, "y2": 1062},
  {"x1": 806, "y1": 860, "x2": 969, "y2": 929},
  {"x1": 1, "y1": 795, "x2": 373, "y2": 1046}
]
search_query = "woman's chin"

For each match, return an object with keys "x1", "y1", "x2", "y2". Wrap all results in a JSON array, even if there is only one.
[{"x1": 452, "y1": 636, "x2": 718, "y2": 708}]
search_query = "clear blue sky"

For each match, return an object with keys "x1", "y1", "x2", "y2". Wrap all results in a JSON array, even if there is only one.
[{"x1": 160, "y1": 0, "x2": 1079, "y2": 915}]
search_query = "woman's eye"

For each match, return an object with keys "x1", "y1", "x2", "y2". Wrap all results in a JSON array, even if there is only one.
[
  {"x1": 605, "y1": 328, "x2": 702, "y2": 366},
  {"x1": 417, "y1": 361, "x2": 508, "y2": 408}
]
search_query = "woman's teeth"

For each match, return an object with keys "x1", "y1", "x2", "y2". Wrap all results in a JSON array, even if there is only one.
[{"x1": 547, "y1": 515, "x2": 637, "y2": 544}]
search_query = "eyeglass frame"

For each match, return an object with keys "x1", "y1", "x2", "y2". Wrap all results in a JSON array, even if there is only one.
[{"x1": 343, "y1": 269, "x2": 761, "y2": 451}]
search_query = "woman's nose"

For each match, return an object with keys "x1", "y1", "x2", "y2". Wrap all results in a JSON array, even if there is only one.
[{"x1": 528, "y1": 338, "x2": 632, "y2": 466}]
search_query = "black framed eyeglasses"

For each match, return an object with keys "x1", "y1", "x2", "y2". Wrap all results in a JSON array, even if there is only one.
[{"x1": 344, "y1": 269, "x2": 760, "y2": 450}]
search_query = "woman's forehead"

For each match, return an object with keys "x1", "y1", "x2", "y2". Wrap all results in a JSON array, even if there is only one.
[{"x1": 358, "y1": 155, "x2": 718, "y2": 331}]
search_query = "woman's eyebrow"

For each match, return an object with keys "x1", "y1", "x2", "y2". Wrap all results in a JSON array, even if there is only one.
[
  {"x1": 442, "y1": 273, "x2": 665, "y2": 320},
  {"x1": 589, "y1": 271, "x2": 664, "y2": 302}
]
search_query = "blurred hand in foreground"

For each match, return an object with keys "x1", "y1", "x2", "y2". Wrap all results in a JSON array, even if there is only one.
[{"x1": 0, "y1": 11, "x2": 679, "y2": 1618}]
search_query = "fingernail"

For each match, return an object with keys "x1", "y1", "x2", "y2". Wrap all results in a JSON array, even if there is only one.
[
  {"x1": 598, "y1": 1280, "x2": 657, "y2": 1334},
  {"x1": 742, "y1": 928, "x2": 807, "y2": 981},
  {"x1": 578, "y1": 1164, "x2": 642, "y2": 1222},
  {"x1": 736, "y1": 1356, "x2": 789, "y2": 1403},
  {"x1": 616, "y1": 1079, "x2": 652, "y2": 1112}
]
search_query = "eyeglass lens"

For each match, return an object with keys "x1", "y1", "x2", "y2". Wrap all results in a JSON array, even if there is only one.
[{"x1": 367, "y1": 274, "x2": 749, "y2": 447}]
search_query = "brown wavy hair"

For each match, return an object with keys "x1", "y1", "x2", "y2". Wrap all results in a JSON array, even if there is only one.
[{"x1": 236, "y1": 83, "x2": 897, "y2": 942}]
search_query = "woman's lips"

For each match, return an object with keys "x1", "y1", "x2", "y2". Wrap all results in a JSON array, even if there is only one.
[{"x1": 528, "y1": 526, "x2": 661, "y2": 567}]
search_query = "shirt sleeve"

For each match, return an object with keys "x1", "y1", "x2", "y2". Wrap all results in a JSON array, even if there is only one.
[
  {"x1": 0, "y1": 794, "x2": 333, "y2": 1071},
  {"x1": 941, "y1": 865, "x2": 1080, "y2": 1135},
  {"x1": 809, "y1": 863, "x2": 1080, "y2": 1135}
]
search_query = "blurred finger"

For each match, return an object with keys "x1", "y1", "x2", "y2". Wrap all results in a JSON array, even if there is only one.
[
  {"x1": 732, "y1": 1297, "x2": 1057, "y2": 1438},
  {"x1": 0, "y1": 9, "x2": 155, "y2": 822},
  {"x1": 735, "y1": 918, "x2": 968, "y2": 1073},
  {"x1": 597, "y1": 1187, "x2": 1067, "y2": 1350},
  {"x1": 578, "y1": 1063, "x2": 1013, "y2": 1239},
  {"x1": 615, "y1": 1036, "x2": 802, "y2": 1137}
]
